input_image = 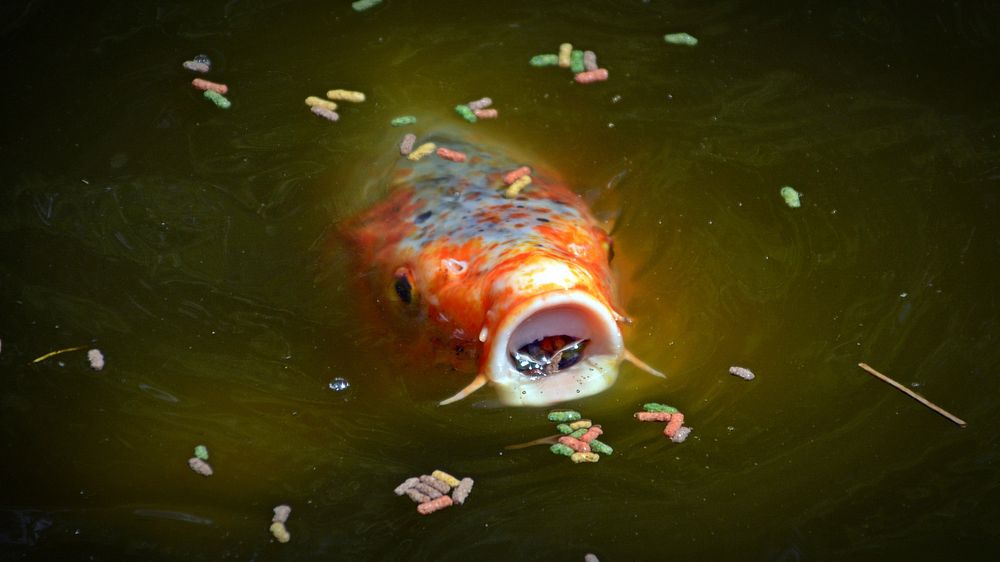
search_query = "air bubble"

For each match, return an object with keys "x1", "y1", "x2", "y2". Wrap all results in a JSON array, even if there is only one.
[{"x1": 328, "y1": 377, "x2": 350, "y2": 392}]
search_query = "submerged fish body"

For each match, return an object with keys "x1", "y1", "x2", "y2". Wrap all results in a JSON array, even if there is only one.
[{"x1": 348, "y1": 134, "x2": 655, "y2": 406}]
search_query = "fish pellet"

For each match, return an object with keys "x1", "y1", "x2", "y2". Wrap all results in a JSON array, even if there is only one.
[
  {"x1": 417, "y1": 495, "x2": 453, "y2": 515},
  {"x1": 664, "y1": 413, "x2": 686, "y2": 439},
  {"x1": 558, "y1": 43, "x2": 573, "y2": 67},
  {"x1": 570, "y1": 452, "x2": 600, "y2": 463},
  {"x1": 570, "y1": 50, "x2": 585, "y2": 73},
  {"x1": 568, "y1": 420, "x2": 592, "y2": 430},
  {"x1": 663, "y1": 32, "x2": 699, "y2": 46},
  {"x1": 634, "y1": 411, "x2": 672, "y2": 422},
  {"x1": 191, "y1": 78, "x2": 227, "y2": 94},
  {"x1": 326, "y1": 89, "x2": 366, "y2": 103},
  {"x1": 529, "y1": 54, "x2": 560, "y2": 67},
  {"x1": 203, "y1": 90, "x2": 231, "y2": 109},
  {"x1": 780, "y1": 186, "x2": 802, "y2": 208},
  {"x1": 182, "y1": 60, "x2": 210, "y2": 73},
  {"x1": 589, "y1": 439, "x2": 613, "y2": 455},
  {"x1": 269, "y1": 521, "x2": 290, "y2": 543},
  {"x1": 643, "y1": 403, "x2": 679, "y2": 413},
  {"x1": 547, "y1": 410, "x2": 581, "y2": 423},
  {"x1": 194, "y1": 445, "x2": 209, "y2": 461},
  {"x1": 504, "y1": 175, "x2": 532, "y2": 199},
  {"x1": 436, "y1": 147, "x2": 467, "y2": 163},
  {"x1": 574, "y1": 68, "x2": 609, "y2": 84},
  {"x1": 671, "y1": 426, "x2": 692, "y2": 443},
  {"x1": 87, "y1": 348, "x2": 105, "y2": 370},
  {"x1": 729, "y1": 366, "x2": 756, "y2": 380},
  {"x1": 413, "y1": 482, "x2": 442, "y2": 499},
  {"x1": 272, "y1": 504, "x2": 291, "y2": 524},
  {"x1": 579, "y1": 426, "x2": 603, "y2": 443},
  {"x1": 454, "y1": 104, "x2": 477, "y2": 123},
  {"x1": 556, "y1": 423, "x2": 574, "y2": 434},
  {"x1": 352, "y1": 0, "x2": 382, "y2": 11},
  {"x1": 305, "y1": 96, "x2": 337, "y2": 111},
  {"x1": 550, "y1": 443, "x2": 574, "y2": 456},
  {"x1": 394, "y1": 476, "x2": 420, "y2": 495},
  {"x1": 569, "y1": 428, "x2": 587, "y2": 439},
  {"x1": 420, "y1": 475, "x2": 452, "y2": 494},
  {"x1": 451, "y1": 477, "x2": 474, "y2": 505},
  {"x1": 391, "y1": 115, "x2": 417, "y2": 127},
  {"x1": 399, "y1": 133, "x2": 417, "y2": 156},
  {"x1": 473, "y1": 108, "x2": 498, "y2": 119},
  {"x1": 467, "y1": 97, "x2": 492, "y2": 110},
  {"x1": 187, "y1": 457, "x2": 213, "y2": 476},
  {"x1": 583, "y1": 50, "x2": 598, "y2": 71},
  {"x1": 431, "y1": 469, "x2": 461, "y2": 488},
  {"x1": 311, "y1": 106, "x2": 340, "y2": 122},
  {"x1": 405, "y1": 488, "x2": 431, "y2": 504},
  {"x1": 585, "y1": 554, "x2": 600, "y2": 562},
  {"x1": 503, "y1": 166, "x2": 531, "y2": 185},
  {"x1": 558, "y1": 436, "x2": 591, "y2": 453},
  {"x1": 408, "y1": 142, "x2": 436, "y2": 161}
]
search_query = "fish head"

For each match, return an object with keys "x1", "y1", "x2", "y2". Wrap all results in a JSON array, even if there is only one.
[{"x1": 482, "y1": 257, "x2": 624, "y2": 406}]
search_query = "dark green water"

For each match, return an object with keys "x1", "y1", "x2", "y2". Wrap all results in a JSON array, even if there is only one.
[{"x1": 2, "y1": 1, "x2": 999, "y2": 560}]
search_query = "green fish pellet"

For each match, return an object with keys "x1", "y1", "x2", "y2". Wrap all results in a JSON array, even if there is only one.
[
  {"x1": 663, "y1": 32, "x2": 699, "y2": 46},
  {"x1": 569, "y1": 428, "x2": 588, "y2": 439},
  {"x1": 570, "y1": 50, "x2": 585, "y2": 73},
  {"x1": 589, "y1": 439, "x2": 613, "y2": 456},
  {"x1": 643, "y1": 403, "x2": 679, "y2": 413},
  {"x1": 547, "y1": 410, "x2": 582, "y2": 422},
  {"x1": 529, "y1": 54, "x2": 560, "y2": 67},
  {"x1": 780, "y1": 186, "x2": 802, "y2": 208},
  {"x1": 203, "y1": 90, "x2": 231, "y2": 109},
  {"x1": 556, "y1": 423, "x2": 573, "y2": 434},
  {"x1": 454, "y1": 104, "x2": 477, "y2": 123},
  {"x1": 352, "y1": 0, "x2": 382, "y2": 12},
  {"x1": 549, "y1": 443, "x2": 574, "y2": 456},
  {"x1": 194, "y1": 445, "x2": 209, "y2": 461},
  {"x1": 390, "y1": 115, "x2": 417, "y2": 127}
]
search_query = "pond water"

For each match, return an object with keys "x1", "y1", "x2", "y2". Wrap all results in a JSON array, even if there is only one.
[{"x1": 2, "y1": 1, "x2": 999, "y2": 560}]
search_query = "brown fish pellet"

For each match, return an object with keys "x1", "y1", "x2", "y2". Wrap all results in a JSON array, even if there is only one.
[
  {"x1": 405, "y1": 488, "x2": 431, "y2": 504},
  {"x1": 634, "y1": 411, "x2": 672, "y2": 422},
  {"x1": 574, "y1": 68, "x2": 609, "y2": 84},
  {"x1": 583, "y1": 50, "x2": 598, "y2": 71},
  {"x1": 417, "y1": 495, "x2": 453, "y2": 515},
  {"x1": 191, "y1": 78, "x2": 228, "y2": 94},
  {"x1": 413, "y1": 482, "x2": 442, "y2": 499},
  {"x1": 451, "y1": 477, "x2": 474, "y2": 505},
  {"x1": 399, "y1": 133, "x2": 417, "y2": 156},
  {"x1": 472, "y1": 108, "x2": 498, "y2": 119},
  {"x1": 187, "y1": 457, "x2": 213, "y2": 476},
  {"x1": 420, "y1": 475, "x2": 452, "y2": 494},
  {"x1": 394, "y1": 476, "x2": 420, "y2": 496}
]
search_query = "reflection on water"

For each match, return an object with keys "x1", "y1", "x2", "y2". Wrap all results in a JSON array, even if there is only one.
[{"x1": 1, "y1": 0, "x2": 999, "y2": 559}]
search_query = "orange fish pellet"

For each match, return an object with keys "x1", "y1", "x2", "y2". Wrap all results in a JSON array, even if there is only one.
[
  {"x1": 664, "y1": 412, "x2": 685, "y2": 439},
  {"x1": 574, "y1": 68, "x2": 609, "y2": 84},
  {"x1": 473, "y1": 108, "x2": 498, "y2": 119},
  {"x1": 436, "y1": 147, "x2": 467, "y2": 162},
  {"x1": 192, "y1": 78, "x2": 228, "y2": 94},
  {"x1": 417, "y1": 495, "x2": 453, "y2": 515},
  {"x1": 558, "y1": 435, "x2": 591, "y2": 453},
  {"x1": 634, "y1": 411, "x2": 672, "y2": 422},
  {"x1": 503, "y1": 166, "x2": 531, "y2": 185}
]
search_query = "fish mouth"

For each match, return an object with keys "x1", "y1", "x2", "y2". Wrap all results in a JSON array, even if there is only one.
[{"x1": 485, "y1": 290, "x2": 624, "y2": 406}]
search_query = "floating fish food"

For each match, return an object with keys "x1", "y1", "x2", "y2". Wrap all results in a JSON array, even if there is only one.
[
  {"x1": 558, "y1": 43, "x2": 573, "y2": 67},
  {"x1": 391, "y1": 115, "x2": 417, "y2": 127},
  {"x1": 432, "y1": 469, "x2": 461, "y2": 488},
  {"x1": 405, "y1": 488, "x2": 431, "y2": 504},
  {"x1": 529, "y1": 54, "x2": 560, "y2": 67},
  {"x1": 579, "y1": 426, "x2": 603, "y2": 443},
  {"x1": 729, "y1": 366, "x2": 756, "y2": 380},
  {"x1": 395, "y1": 476, "x2": 420, "y2": 495},
  {"x1": 570, "y1": 452, "x2": 600, "y2": 463},
  {"x1": 568, "y1": 420, "x2": 592, "y2": 430},
  {"x1": 583, "y1": 50, "x2": 598, "y2": 71},
  {"x1": 407, "y1": 142, "x2": 437, "y2": 161},
  {"x1": 671, "y1": 426, "x2": 692, "y2": 443},
  {"x1": 187, "y1": 457, "x2": 213, "y2": 476},
  {"x1": 326, "y1": 89, "x2": 366, "y2": 103},
  {"x1": 454, "y1": 104, "x2": 477, "y2": 123},
  {"x1": 634, "y1": 411, "x2": 673, "y2": 422},
  {"x1": 399, "y1": 133, "x2": 417, "y2": 156},
  {"x1": 396, "y1": 469, "x2": 473, "y2": 515},
  {"x1": 272, "y1": 504, "x2": 291, "y2": 523},
  {"x1": 182, "y1": 60, "x2": 210, "y2": 73},
  {"x1": 311, "y1": 106, "x2": 340, "y2": 122},
  {"x1": 547, "y1": 410, "x2": 582, "y2": 422},
  {"x1": 558, "y1": 435, "x2": 591, "y2": 453},
  {"x1": 192, "y1": 78, "x2": 227, "y2": 94},
  {"x1": 550, "y1": 443, "x2": 574, "y2": 456},
  {"x1": 420, "y1": 475, "x2": 452, "y2": 494},
  {"x1": 588, "y1": 439, "x2": 613, "y2": 455},
  {"x1": 664, "y1": 32, "x2": 699, "y2": 46},
  {"x1": 467, "y1": 97, "x2": 493, "y2": 110},
  {"x1": 452, "y1": 477, "x2": 474, "y2": 505},
  {"x1": 352, "y1": 0, "x2": 382, "y2": 11},
  {"x1": 87, "y1": 348, "x2": 105, "y2": 370},
  {"x1": 504, "y1": 175, "x2": 532, "y2": 199},
  {"x1": 194, "y1": 445, "x2": 209, "y2": 461},
  {"x1": 305, "y1": 96, "x2": 337, "y2": 111},
  {"x1": 412, "y1": 482, "x2": 443, "y2": 499},
  {"x1": 574, "y1": 68, "x2": 609, "y2": 84},
  {"x1": 503, "y1": 166, "x2": 531, "y2": 185},
  {"x1": 636, "y1": 403, "x2": 692, "y2": 443},
  {"x1": 556, "y1": 423, "x2": 573, "y2": 434},
  {"x1": 663, "y1": 412, "x2": 685, "y2": 439},
  {"x1": 473, "y1": 108, "x2": 498, "y2": 119},
  {"x1": 417, "y1": 495, "x2": 453, "y2": 515},
  {"x1": 269, "y1": 521, "x2": 290, "y2": 543},
  {"x1": 203, "y1": 90, "x2": 231, "y2": 109},
  {"x1": 780, "y1": 186, "x2": 802, "y2": 208},
  {"x1": 436, "y1": 147, "x2": 468, "y2": 162},
  {"x1": 570, "y1": 50, "x2": 585, "y2": 73},
  {"x1": 643, "y1": 403, "x2": 679, "y2": 413}
]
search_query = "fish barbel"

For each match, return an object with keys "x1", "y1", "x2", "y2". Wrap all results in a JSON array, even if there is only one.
[{"x1": 347, "y1": 134, "x2": 662, "y2": 406}]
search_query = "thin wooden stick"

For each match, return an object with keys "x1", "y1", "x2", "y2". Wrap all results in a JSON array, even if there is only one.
[
  {"x1": 858, "y1": 362, "x2": 967, "y2": 428},
  {"x1": 32, "y1": 345, "x2": 87, "y2": 364}
]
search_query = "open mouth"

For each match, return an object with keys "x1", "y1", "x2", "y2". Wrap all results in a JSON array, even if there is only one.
[{"x1": 485, "y1": 290, "x2": 624, "y2": 406}]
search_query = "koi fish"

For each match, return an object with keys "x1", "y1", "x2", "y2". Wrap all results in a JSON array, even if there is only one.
[{"x1": 346, "y1": 134, "x2": 663, "y2": 406}]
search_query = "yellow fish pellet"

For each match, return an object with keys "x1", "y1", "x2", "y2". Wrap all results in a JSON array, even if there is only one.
[
  {"x1": 269, "y1": 521, "x2": 291, "y2": 543},
  {"x1": 569, "y1": 420, "x2": 592, "y2": 430},
  {"x1": 326, "y1": 89, "x2": 366, "y2": 103},
  {"x1": 570, "y1": 452, "x2": 600, "y2": 463},
  {"x1": 504, "y1": 175, "x2": 532, "y2": 198},
  {"x1": 431, "y1": 469, "x2": 461, "y2": 488},
  {"x1": 305, "y1": 96, "x2": 337, "y2": 111},
  {"x1": 408, "y1": 142, "x2": 437, "y2": 161},
  {"x1": 558, "y1": 43, "x2": 573, "y2": 67}
]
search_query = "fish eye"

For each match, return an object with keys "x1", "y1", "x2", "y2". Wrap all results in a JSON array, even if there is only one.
[
  {"x1": 607, "y1": 239, "x2": 615, "y2": 263},
  {"x1": 393, "y1": 268, "x2": 414, "y2": 304}
]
